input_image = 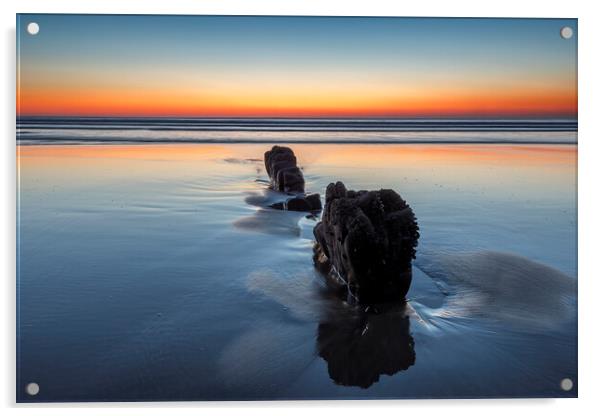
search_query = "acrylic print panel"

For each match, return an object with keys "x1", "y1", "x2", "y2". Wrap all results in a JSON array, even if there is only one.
[{"x1": 16, "y1": 14, "x2": 577, "y2": 402}]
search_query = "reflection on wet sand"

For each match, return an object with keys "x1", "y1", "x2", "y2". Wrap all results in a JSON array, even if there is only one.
[
  {"x1": 238, "y1": 269, "x2": 417, "y2": 390},
  {"x1": 317, "y1": 304, "x2": 415, "y2": 388}
]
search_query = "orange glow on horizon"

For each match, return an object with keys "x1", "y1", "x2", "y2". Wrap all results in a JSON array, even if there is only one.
[{"x1": 17, "y1": 83, "x2": 577, "y2": 118}]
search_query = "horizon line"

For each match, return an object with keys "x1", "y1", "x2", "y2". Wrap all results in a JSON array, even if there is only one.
[{"x1": 17, "y1": 114, "x2": 578, "y2": 120}]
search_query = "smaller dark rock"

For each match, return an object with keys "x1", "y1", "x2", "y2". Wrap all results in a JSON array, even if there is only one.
[
  {"x1": 304, "y1": 193, "x2": 322, "y2": 210},
  {"x1": 269, "y1": 193, "x2": 322, "y2": 212}
]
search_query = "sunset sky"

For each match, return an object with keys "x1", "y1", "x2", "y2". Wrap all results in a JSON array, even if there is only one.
[{"x1": 17, "y1": 15, "x2": 577, "y2": 118}]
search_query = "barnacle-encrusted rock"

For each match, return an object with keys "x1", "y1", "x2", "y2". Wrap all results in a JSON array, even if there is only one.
[{"x1": 313, "y1": 181, "x2": 419, "y2": 304}]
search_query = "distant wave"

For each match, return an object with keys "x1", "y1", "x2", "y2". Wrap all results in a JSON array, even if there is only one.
[
  {"x1": 17, "y1": 116, "x2": 579, "y2": 131},
  {"x1": 16, "y1": 117, "x2": 578, "y2": 145}
]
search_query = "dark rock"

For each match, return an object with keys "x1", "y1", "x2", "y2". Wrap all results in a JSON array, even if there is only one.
[
  {"x1": 264, "y1": 145, "x2": 305, "y2": 193},
  {"x1": 313, "y1": 181, "x2": 419, "y2": 304},
  {"x1": 269, "y1": 193, "x2": 322, "y2": 212}
]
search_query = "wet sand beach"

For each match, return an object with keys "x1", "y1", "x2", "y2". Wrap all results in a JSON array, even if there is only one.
[{"x1": 17, "y1": 142, "x2": 577, "y2": 401}]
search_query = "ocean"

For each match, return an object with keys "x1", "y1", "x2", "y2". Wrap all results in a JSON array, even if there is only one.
[{"x1": 17, "y1": 117, "x2": 577, "y2": 145}]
